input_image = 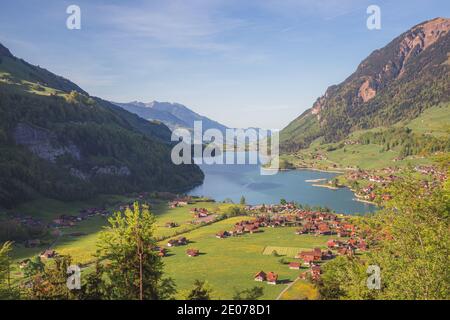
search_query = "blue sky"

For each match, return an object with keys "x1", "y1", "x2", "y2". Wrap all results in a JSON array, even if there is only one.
[{"x1": 0, "y1": 0, "x2": 448, "y2": 129}]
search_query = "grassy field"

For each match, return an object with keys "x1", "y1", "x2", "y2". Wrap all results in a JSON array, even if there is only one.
[
  {"x1": 401, "y1": 103, "x2": 450, "y2": 138},
  {"x1": 263, "y1": 246, "x2": 310, "y2": 258},
  {"x1": 6, "y1": 195, "x2": 333, "y2": 299},
  {"x1": 9, "y1": 197, "x2": 239, "y2": 265},
  {"x1": 278, "y1": 279, "x2": 319, "y2": 300},
  {"x1": 158, "y1": 218, "x2": 334, "y2": 299}
]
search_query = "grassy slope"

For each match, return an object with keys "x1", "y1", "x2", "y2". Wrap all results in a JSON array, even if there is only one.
[{"x1": 281, "y1": 103, "x2": 449, "y2": 171}]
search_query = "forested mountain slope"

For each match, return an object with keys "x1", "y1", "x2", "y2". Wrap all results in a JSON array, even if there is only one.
[{"x1": 0, "y1": 43, "x2": 203, "y2": 207}]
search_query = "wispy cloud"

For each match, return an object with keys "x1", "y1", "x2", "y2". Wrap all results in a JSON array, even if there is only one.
[{"x1": 97, "y1": 0, "x2": 245, "y2": 53}]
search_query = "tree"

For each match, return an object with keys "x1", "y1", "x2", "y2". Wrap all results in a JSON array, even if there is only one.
[
  {"x1": 96, "y1": 202, "x2": 175, "y2": 300},
  {"x1": 233, "y1": 286, "x2": 264, "y2": 300},
  {"x1": 320, "y1": 174, "x2": 450, "y2": 300},
  {"x1": 280, "y1": 198, "x2": 287, "y2": 205},
  {"x1": 186, "y1": 280, "x2": 213, "y2": 300},
  {"x1": 78, "y1": 260, "x2": 108, "y2": 300},
  {"x1": 0, "y1": 241, "x2": 16, "y2": 299},
  {"x1": 27, "y1": 255, "x2": 79, "y2": 300},
  {"x1": 23, "y1": 256, "x2": 45, "y2": 278},
  {"x1": 240, "y1": 196, "x2": 246, "y2": 205}
]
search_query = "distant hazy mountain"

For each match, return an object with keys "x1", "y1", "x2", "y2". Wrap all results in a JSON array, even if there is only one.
[{"x1": 113, "y1": 101, "x2": 229, "y2": 133}]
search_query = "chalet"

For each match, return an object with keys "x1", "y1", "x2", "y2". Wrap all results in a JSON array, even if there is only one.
[
  {"x1": 327, "y1": 239, "x2": 338, "y2": 249},
  {"x1": 40, "y1": 249, "x2": 56, "y2": 259},
  {"x1": 317, "y1": 223, "x2": 331, "y2": 235},
  {"x1": 216, "y1": 231, "x2": 230, "y2": 239},
  {"x1": 266, "y1": 272, "x2": 278, "y2": 285},
  {"x1": 296, "y1": 249, "x2": 322, "y2": 265},
  {"x1": 244, "y1": 224, "x2": 259, "y2": 234},
  {"x1": 165, "y1": 222, "x2": 178, "y2": 228},
  {"x1": 167, "y1": 239, "x2": 178, "y2": 247},
  {"x1": 311, "y1": 266, "x2": 321, "y2": 281},
  {"x1": 232, "y1": 225, "x2": 245, "y2": 235},
  {"x1": 288, "y1": 262, "x2": 301, "y2": 270},
  {"x1": 338, "y1": 247, "x2": 354, "y2": 257},
  {"x1": 186, "y1": 249, "x2": 199, "y2": 257},
  {"x1": 254, "y1": 271, "x2": 266, "y2": 282},
  {"x1": 191, "y1": 208, "x2": 209, "y2": 218},
  {"x1": 158, "y1": 248, "x2": 167, "y2": 257}
]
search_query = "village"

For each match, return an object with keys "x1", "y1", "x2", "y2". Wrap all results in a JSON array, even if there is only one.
[{"x1": 160, "y1": 201, "x2": 368, "y2": 286}]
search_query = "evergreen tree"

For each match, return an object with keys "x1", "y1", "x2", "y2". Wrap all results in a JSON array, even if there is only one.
[
  {"x1": 96, "y1": 202, "x2": 175, "y2": 300},
  {"x1": 186, "y1": 280, "x2": 213, "y2": 300}
]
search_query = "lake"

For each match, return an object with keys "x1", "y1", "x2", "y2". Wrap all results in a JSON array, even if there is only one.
[{"x1": 188, "y1": 152, "x2": 376, "y2": 214}]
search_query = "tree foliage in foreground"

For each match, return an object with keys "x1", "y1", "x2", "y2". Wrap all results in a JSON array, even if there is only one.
[
  {"x1": 94, "y1": 203, "x2": 176, "y2": 300},
  {"x1": 320, "y1": 173, "x2": 450, "y2": 300}
]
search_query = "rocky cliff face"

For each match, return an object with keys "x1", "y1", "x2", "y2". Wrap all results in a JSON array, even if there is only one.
[
  {"x1": 281, "y1": 18, "x2": 450, "y2": 151},
  {"x1": 312, "y1": 18, "x2": 450, "y2": 116},
  {"x1": 13, "y1": 123, "x2": 81, "y2": 163}
]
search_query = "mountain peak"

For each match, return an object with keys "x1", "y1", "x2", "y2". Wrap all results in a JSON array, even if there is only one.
[
  {"x1": 281, "y1": 17, "x2": 450, "y2": 151},
  {"x1": 0, "y1": 42, "x2": 13, "y2": 58}
]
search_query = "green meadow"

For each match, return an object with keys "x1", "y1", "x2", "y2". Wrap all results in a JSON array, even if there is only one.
[
  {"x1": 6, "y1": 196, "x2": 334, "y2": 299},
  {"x1": 158, "y1": 218, "x2": 333, "y2": 299}
]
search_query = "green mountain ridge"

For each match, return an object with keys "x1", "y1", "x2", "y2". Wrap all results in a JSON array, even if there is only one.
[
  {"x1": 280, "y1": 17, "x2": 450, "y2": 153},
  {"x1": 0, "y1": 43, "x2": 204, "y2": 208}
]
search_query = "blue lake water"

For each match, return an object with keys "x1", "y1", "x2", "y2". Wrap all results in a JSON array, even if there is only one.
[{"x1": 188, "y1": 153, "x2": 376, "y2": 214}]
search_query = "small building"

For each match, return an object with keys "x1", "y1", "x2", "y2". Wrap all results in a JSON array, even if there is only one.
[
  {"x1": 216, "y1": 231, "x2": 230, "y2": 239},
  {"x1": 177, "y1": 237, "x2": 188, "y2": 245},
  {"x1": 288, "y1": 262, "x2": 301, "y2": 270},
  {"x1": 165, "y1": 222, "x2": 178, "y2": 228},
  {"x1": 186, "y1": 249, "x2": 199, "y2": 257},
  {"x1": 266, "y1": 272, "x2": 278, "y2": 285},
  {"x1": 254, "y1": 271, "x2": 266, "y2": 282},
  {"x1": 167, "y1": 239, "x2": 178, "y2": 247}
]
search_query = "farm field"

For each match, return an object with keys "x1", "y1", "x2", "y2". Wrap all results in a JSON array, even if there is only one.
[
  {"x1": 6, "y1": 195, "x2": 336, "y2": 299},
  {"x1": 8, "y1": 197, "x2": 239, "y2": 264},
  {"x1": 159, "y1": 218, "x2": 334, "y2": 299},
  {"x1": 278, "y1": 279, "x2": 319, "y2": 300}
]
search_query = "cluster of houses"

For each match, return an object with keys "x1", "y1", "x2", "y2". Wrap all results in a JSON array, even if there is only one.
[
  {"x1": 190, "y1": 207, "x2": 209, "y2": 218},
  {"x1": 414, "y1": 165, "x2": 447, "y2": 181},
  {"x1": 168, "y1": 197, "x2": 193, "y2": 208},
  {"x1": 242, "y1": 206, "x2": 369, "y2": 283}
]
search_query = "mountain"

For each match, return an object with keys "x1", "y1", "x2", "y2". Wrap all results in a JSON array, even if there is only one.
[
  {"x1": 0, "y1": 43, "x2": 204, "y2": 207},
  {"x1": 281, "y1": 17, "x2": 450, "y2": 152},
  {"x1": 113, "y1": 100, "x2": 229, "y2": 133}
]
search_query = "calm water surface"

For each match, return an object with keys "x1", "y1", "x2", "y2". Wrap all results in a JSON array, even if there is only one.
[{"x1": 188, "y1": 152, "x2": 376, "y2": 214}]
